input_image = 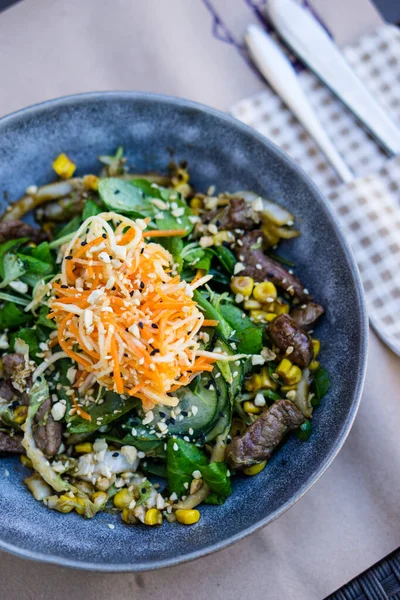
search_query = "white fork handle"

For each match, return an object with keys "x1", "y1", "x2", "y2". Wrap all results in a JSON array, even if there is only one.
[{"x1": 245, "y1": 25, "x2": 354, "y2": 184}]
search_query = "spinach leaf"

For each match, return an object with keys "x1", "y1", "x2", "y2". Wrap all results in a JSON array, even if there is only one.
[
  {"x1": 166, "y1": 438, "x2": 208, "y2": 497},
  {"x1": 54, "y1": 216, "x2": 81, "y2": 240},
  {"x1": 141, "y1": 459, "x2": 168, "y2": 478},
  {"x1": 82, "y1": 198, "x2": 104, "y2": 220},
  {"x1": 131, "y1": 178, "x2": 194, "y2": 234},
  {"x1": 166, "y1": 438, "x2": 232, "y2": 502},
  {"x1": 0, "y1": 303, "x2": 32, "y2": 330},
  {"x1": 10, "y1": 328, "x2": 40, "y2": 358},
  {"x1": 193, "y1": 290, "x2": 232, "y2": 340},
  {"x1": 36, "y1": 305, "x2": 57, "y2": 329},
  {"x1": 211, "y1": 246, "x2": 236, "y2": 274},
  {"x1": 311, "y1": 367, "x2": 330, "y2": 406},
  {"x1": 99, "y1": 177, "x2": 193, "y2": 235},
  {"x1": 218, "y1": 303, "x2": 263, "y2": 354},
  {"x1": 157, "y1": 236, "x2": 184, "y2": 271},
  {"x1": 204, "y1": 492, "x2": 227, "y2": 505},
  {"x1": 98, "y1": 178, "x2": 153, "y2": 217},
  {"x1": 67, "y1": 392, "x2": 139, "y2": 433},
  {"x1": 29, "y1": 242, "x2": 54, "y2": 268},
  {"x1": 201, "y1": 461, "x2": 231, "y2": 499}
]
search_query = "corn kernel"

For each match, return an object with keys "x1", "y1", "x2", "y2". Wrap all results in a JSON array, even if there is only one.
[
  {"x1": 280, "y1": 384, "x2": 298, "y2": 392},
  {"x1": 243, "y1": 401, "x2": 261, "y2": 415},
  {"x1": 243, "y1": 461, "x2": 267, "y2": 476},
  {"x1": 259, "y1": 367, "x2": 278, "y2": 390},
  {"x1": 175, "y1": 509, "x2": 200, "y2": 525},
  {"x1": 245, "y1": 374, "x2": 261, "y2": 392},
  {"x1": 253, "y1": 281, "x2": 277, "y2": 302},
  {"x1": 145, "y1": 508, "x2": 163, "y2": 526},
  {"x1": 287, "y1": 365, "x2": 302, "y2": 385},
  {"x1": 83, "y1": 174, "x2": 99, "y2": 191},
  {"x1": 121, "y1": 507, "x2": 137, "y2": 524},
  {"x1": 58, "y1": 494, "x2": 75, "y2": 513},
  {"x1": 13, "y1": 405, "x2": 28, "y2": 424},
  {"x1": 20, "y1": 455, "x2": 33, "y2": 469},
  {"x1": 250, "y1": 309, "x2": 267, "y2": 322},
  {"x1": 264, "y1": 312, "x2": 277, "y2": 322},
  {"x1": 190, "y1": 197, "x2": 203, "y2": 209},
  {"x1": 75, "y1": 497, "x2": 86, "y2": 515},
  {"x1": 230, "y1": 276, "x2": 254, "y2": 298},
  {"x1": 52, "y1": 153, "x2": 76, "y2": 179},
  {"x1": 273, "y1": 300, "x2": 290, "y2": 315},
  {"x1": 113, "y1": 489, "x2": 133, "y2": 509},
  {"x1": 244, "y1": 299, "x2": 262, "y2": 310},
  {"x1": 312, "y1": 339, "x2": 320, "y2": 358},
  {"x1": 92, "y1": 491, "x2": 108, "y2": 507},
  {"x1": 276, "y1": 358, "x2": 293, "y2": 378},
  {"x1": 309, "y1": 360, "x2": 320, "y2": 372},
  {"x1": 75, "y1": 442, "x2": 93, "y2": 454}
]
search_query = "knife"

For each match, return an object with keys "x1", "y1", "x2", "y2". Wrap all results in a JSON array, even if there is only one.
[
  {"x1": 266, "y1": 0, "x2": 400, "y2": 156},
  {"x1": 245, "y1": 25, "x2": 354, "y2": 182}
]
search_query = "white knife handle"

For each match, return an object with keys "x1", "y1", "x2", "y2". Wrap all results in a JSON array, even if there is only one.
[
  {"x1": 266, "y1": 0, "x2": 400, "y2": 156},
  {"x1": 245, "y1": 25, "x2": 353, "y2": 183}
]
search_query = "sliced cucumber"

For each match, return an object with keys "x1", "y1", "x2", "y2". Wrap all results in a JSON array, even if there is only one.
[{"x1": 152, "y1": 371, "x2": 220, "y2": 439}]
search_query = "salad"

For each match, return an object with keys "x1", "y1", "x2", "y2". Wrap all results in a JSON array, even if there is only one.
[{"x1": 0, "y1": 149, "x2": 329, "y2": 527}]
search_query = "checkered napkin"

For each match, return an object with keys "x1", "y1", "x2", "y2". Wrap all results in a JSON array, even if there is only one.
[{"x1": 231, "y1": 24, "x2": 400, "y2": 354}]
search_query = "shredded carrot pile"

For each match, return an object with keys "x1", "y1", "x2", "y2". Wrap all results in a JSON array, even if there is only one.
[{"x1": 48, "y1": 212, "x2": 219, "y2": 411}]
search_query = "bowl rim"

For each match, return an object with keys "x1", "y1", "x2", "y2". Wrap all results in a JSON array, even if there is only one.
[{"x1": 0, "y1": 91, "x2": 369, "y2": 571}]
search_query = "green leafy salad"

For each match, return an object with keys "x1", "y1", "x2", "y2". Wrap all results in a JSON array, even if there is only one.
[{"x1": 0, "y1": 148, "x2": 329, "y2": 527}]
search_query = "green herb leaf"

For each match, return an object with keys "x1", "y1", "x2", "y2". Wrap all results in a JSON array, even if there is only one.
[
  {"x1": 193, "y1": 290, "x2": 233, "y2": 339},
  {"x1": 200, "y1": 461, "x2": 231, "y2": 498},
  {"x1": 98, "y1": 178, "x2": 153, "y2": 217},
  {"x1": 0, "y1": 253, "x2": 26, "y2": 289},
  {"x1": 311, "y1": 367, "x2": 330, "y2": 405},
  {"x1": 82, "y1": 198, "x2": 104, "y2": 220},
  {"x1": 157, "y1": 236, "x2": 184, "y2": 271},
  {"x1": 0, "y1": 303, "x2": 32, "y2": 330},
  {"x1": 218, "y1": 303, "x2": 263, "y2": 354},
  {"x1": 53, "y1": 216, "x2": 81, "y2": 240},
  {"x1": 166, "y1": 438, "x2": 208, "y2": 497},
  {"x1": 36, "y1": 305, "x2": 57, "y2": 329}
]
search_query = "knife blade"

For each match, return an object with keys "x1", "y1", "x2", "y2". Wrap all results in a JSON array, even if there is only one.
[{"x1": 266, "y1": 0, "x2": 400, "y2": 155}]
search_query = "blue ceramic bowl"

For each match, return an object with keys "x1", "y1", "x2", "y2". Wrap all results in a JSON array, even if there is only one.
[{"x1": 0, "y1": 92, "x2": 368, "y2": 570}]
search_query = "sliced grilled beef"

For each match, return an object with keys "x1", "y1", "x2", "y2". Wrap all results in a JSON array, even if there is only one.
[
  {"x1": 33, "y1": 398, "x2": 62, "y2": 457},
  {"x1": 2, "y1": 353, "x2": 25, "y2": 378},
  {"x1": 268, "y1": 314, "x2": 313, "y2": 368},
  {"x1": 235, "y1": 231, "x2": 310, "y2": 302},
  {"x1": 290, "y1": 302, "x2": 324, "y2": 330},
  {"x1": 0, "y1": 431, "x2": 24, "y2": 454},
  {"x1": 0, "y1": 381, "x2": 16, "y2": 402},
  {"x1": 226, "y1": 399, "x2": 304, "y2": 469},
  {"x1": 0, "y1": 220, "x2": 46, "y2": 244},
  {"x1": 204, "y1": 197, "x2": 258, "y2": 230}
]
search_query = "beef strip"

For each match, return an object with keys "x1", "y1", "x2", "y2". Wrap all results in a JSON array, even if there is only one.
[
  {"x1": 234, "y1": 231, "x2": 310, "y2": 302},
  {"x1": 1, "y1": 353, "x2": 31, "y2": 404},
  {"x1": 204, "y1": 197, "x2": 258, "y2": 230},
  {"x1": 0, "y1": 430, "x2": 24, "y2": 454},
  {"x1": 226, "y1": 399, "x2": 304, "y2": 469},
  {"x1": 2, "y1": 353, "x2": 25, "y2": 378},
  {"x1": 290, "y1": 302, "x2": 324, "y2": 330},
  {"x1": 33, "y1": 397, "x2": 61, "y2": 457},
  {"x1": 0, "y1": 220, "x2": 46, "y2": 244},
  {"x1": 0, "y1": 380, "x2": 16, "y2": 402},
  {"x1": 268, "y1": 314, "x2": 313, "y2": 368}
]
